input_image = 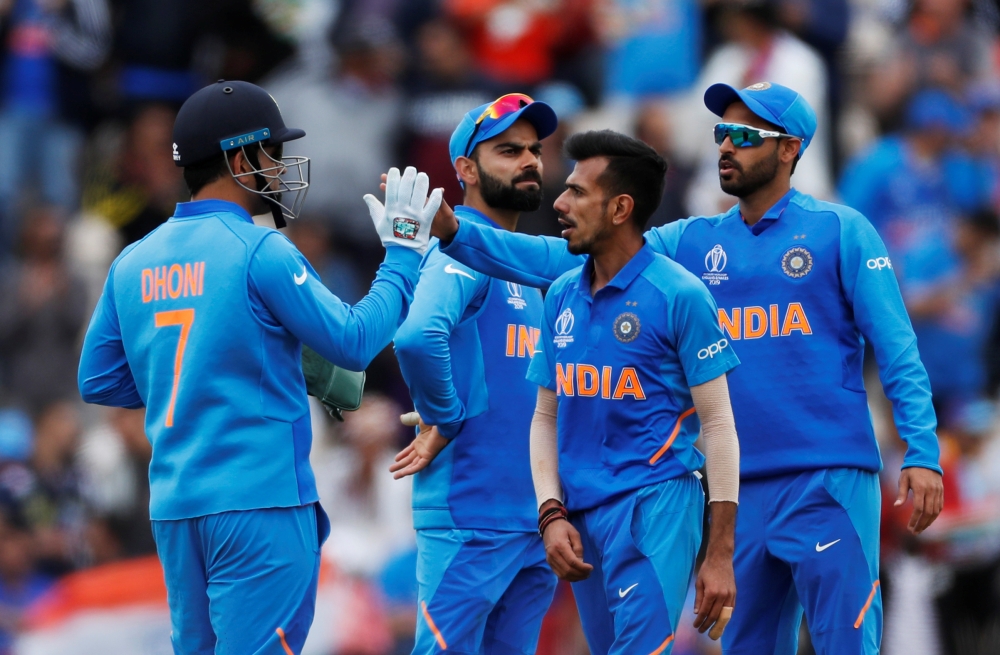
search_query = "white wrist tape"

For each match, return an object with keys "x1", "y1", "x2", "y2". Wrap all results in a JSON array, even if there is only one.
[
  {"x1": 530, "y1": 387, "x2": 562, "y2": 509},
  {"x1": 691, "y1": 374, "x2": 740, "y2": 504}
]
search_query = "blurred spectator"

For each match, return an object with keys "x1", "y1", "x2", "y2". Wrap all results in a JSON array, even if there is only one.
[
  {"x1": 314, "y1": 393, "x2": 414, "y2": 578},
  {"x1": 634, "y1": 100, "x2": 693, "y2": 228},
  {"x1": 928, "y1": 400, "x2": 1000, "y2": 655},
  {"x1": 839, "y1": 89, "x2": 980, "y2": 267},
  {"x1": 867, "y1": 0, "x2": 997, "y2": 125},
  {"x1": 0, "y1": 207, "x2": 87, "y2": 413},
  {"x1": 81, "y1": 103, "x2": 183, "y2": 245},
  {"x1": 595, "y1": 0, "x2": 702, "y2": 100},
  {"x1": 966, "y1": 82, "x2": 1000, "y2": 212},
  {"x1": 517, "y1": 81, "x2": 586, "y2": 236},
  {"x1": 0, "y1": 503, "x2": 51, "y2": 655},
  {"x1": 901, "y1": 210, "x2": 1000, "y2": 409},
  {"x1": 677, "y1": 0, "x2": 833, "y2": 215},
  {"x1": 399, "y1": 17, "x2": 502, "y2": 207},
  {"x1": 23, "y1": 402, "x2": 86, "y2": 576},
  {"x1": 268, "y1": 14, "x2": 404, "y2": 246},
  {"x1": 285, "y1": 215, "x2": 366, "y2": 304},
  {"x1": 77, "y1": 407, "x2": 154, "y2": 559},
  {"x1": 443, "y1": 0, "x2": 593, "y2": 87},
  {"x1": 0, "y1": 0, "x2": 111, "y2": 255}
]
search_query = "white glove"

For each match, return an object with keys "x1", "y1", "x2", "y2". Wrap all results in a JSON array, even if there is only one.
[{"x1": 364, "y1": 166, "x2": 442, "y2": 255}]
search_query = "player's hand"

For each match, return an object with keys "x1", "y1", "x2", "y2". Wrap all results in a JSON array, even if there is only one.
[
  {"x1": 895, "y1": 466, "x2": 944, "y2": 534},
  {"x1": 390, "y1": 413, "x2": 449, "y2": 479},
  {"x1": 541, "y1": 515, "x2": 593, "y2": 582},
  {"x1": 693, "y1": 549, "x2": 736, "y2": 639},
  {"x1": 431, "y1": 199, "x2": 459, "y2": 243},
  {"x1": 364, "y1": 166, "x2": 442, "y2": 255}
]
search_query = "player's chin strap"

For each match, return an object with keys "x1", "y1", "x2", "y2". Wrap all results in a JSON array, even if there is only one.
[{"x1": 248, "y1": 148, "x2": 287, "y2": 229}]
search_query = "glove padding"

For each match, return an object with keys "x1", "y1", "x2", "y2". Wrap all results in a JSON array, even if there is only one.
[
  {"x1": 301, "y1": 346, "x2": 365, "y2": 422},
  {"x1": 363, "y1": 166, "x2": 441, "y2": 255}
]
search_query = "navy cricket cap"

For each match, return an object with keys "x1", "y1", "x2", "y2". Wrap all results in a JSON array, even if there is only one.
[
  {"x1": 172, "y1": 80, "x2": 305, "y2": 167},
  {"x1": 449, "y1": 93, "x2": 558, "y2": 165},
  {"x1": 704, "y1": 81, "x2": 818, "y2": 156}
]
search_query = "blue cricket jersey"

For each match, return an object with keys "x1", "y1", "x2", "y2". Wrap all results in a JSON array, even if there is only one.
[
  {"x1": 79, "y1": 199, "x2": 420, "y2": 520},
  {"x1": 394, "y1": 207, "x2": 543, "y2": 531},
  {"x1": 526, "y1": 243, "x2": 739, "y2": 511},
  {"x1": 441, "y1": 189, "x2": 942, "y2": 479}
]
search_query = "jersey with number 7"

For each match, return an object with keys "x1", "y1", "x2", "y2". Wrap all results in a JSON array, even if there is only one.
[{"x1": 78, "y1": 199, "x2": 420, "y2": 521}]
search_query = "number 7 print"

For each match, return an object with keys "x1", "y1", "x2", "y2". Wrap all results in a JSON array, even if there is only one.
[{"x1": 155, "y1": 309, "x2": 195, "y2": 427}]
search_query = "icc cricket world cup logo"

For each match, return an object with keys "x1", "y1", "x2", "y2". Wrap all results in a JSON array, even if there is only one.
[{"x1": 702, "y1": 244, "x2": 729, "y2": 286}]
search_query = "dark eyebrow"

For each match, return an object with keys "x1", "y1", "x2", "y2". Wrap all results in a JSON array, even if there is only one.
[{"x1": 565, "y1": 182, "x2": 585, "y2": 193}]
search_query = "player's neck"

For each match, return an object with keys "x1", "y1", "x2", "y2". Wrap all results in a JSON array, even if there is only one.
[
  {"x1": 589, "y1": 231, "x2": 644, "y2": 296},
  {"x1": 463, "y1": 194, "x2": 519, "y2": 232},
  {"x1": 738, "y1": 176, "x2": 791, "y2": 226},
  {"x1": 192, "y1": 179, "x2": 256, "y2": 217}
]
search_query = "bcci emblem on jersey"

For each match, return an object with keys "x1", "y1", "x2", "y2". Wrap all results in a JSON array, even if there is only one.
[
  {"x1": 781, "y1": 246, "x2": 813, "y2": 278},
  {"x1": 554, "y1": 308, "x2": 575, "y2": 348},
  {"x1": 613, "y1": 313, "x2": 640, "y2": 343},
  {"x1": 507, "y1": 282, "x2": 527, "y2": 310},
  {"x1": 702, "y1": 244, "x2": 729, "y2": 286}
]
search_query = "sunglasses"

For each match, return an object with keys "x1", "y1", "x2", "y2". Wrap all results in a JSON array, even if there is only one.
[
  {"x1": 465, "y1": 93, "x2": 535, "y2": 157},
  {"x1": 714, "y1": 123, "x2": 799, "y2": 147}
]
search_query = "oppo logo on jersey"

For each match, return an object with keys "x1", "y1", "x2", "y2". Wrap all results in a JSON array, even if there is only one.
[
  {"x1": 717, "y1": 302, "x2": 812, "y2": 340},
  {"x1": 506, "y1": 324, "x2": 541, "y2": 358},
  {"x1": 556, "y1": 363, "x2": 646, "y2": 400}
]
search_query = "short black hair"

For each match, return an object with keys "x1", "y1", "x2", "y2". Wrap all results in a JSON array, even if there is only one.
[
  {"x1": 183, "y1": 152, "x2": 229, "y2": 196},
  {"x1": 964, "y1": 208, "x2": 1000, "y2": 237},
  {"x1": 564, "y1": 130, "x2": 668, "y2": 228}
]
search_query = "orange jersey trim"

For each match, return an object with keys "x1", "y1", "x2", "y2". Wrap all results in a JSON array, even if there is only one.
[
  {"x1": 650, "y1": 407, "x2": 697, "y2": 465},
  {"x1": 853, "y1": 580, "x2": 881, "y2": 629},
  {"x1": 421, "y1": 601, "x2": 448, "y2": 650}
]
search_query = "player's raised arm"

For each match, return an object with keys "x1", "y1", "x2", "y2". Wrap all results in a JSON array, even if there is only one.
[
  {"x1": 251, "y1": 167, "x2": 441, "y2": 371},
  {"x1": 436, "y1": 209, "x2": 583, "y2": 290},
  {"x1": 839, "y1": 210, "x2": 943, "y2": 533}
]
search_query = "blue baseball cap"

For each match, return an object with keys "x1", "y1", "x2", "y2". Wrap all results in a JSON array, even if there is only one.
[
  {"x1": 448, "y1": 93, "x2": 558, "y2": 165},
  {"x1": 906, "y1": 89, "x2": 972, "y2": 133},
  {"x1": 704, "y1": 81, "x2": 818, "y2": 156}
]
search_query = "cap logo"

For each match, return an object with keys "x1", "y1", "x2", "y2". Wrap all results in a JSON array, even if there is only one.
[
  {"x1": 172, "y1": 143, "x2": 180, "y2": 162},
  {"x1": 746, "y1": 82, "x2": 771, "y2": 91},
  {"x1": 220, "y1": 128, "x2": 271, "y2": 151}
]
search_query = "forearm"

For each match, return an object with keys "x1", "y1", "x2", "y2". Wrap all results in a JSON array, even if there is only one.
[
  {"x1": 704, "y1": 500, "x2": 736, "y2": 560},
  {"x1": 690, "y1": 375, "x2": 739, "y2": 504},
  {"x1": 530, "y1": 387, "x2": 562, "y2": 508},
  {"x1": 440, "y1": 219, "x2": 581, "y2": 289}
]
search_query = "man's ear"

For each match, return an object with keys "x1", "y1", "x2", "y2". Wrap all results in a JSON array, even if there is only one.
[
  {"x1": 454, "y1": 156, "x2": 479, "y2": 188},
  {"x1": 609, "y1": 194, "x2": 635, "y2": 227},
  {"x1": 780, "y1": 138, "x2": 802, "y2": 166}
]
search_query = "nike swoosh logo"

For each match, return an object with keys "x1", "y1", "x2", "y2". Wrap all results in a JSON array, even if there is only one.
[
  {"x1": 815, "y1": 539, "x2": 841, "y2": 552},
  {"x1": 293, "y1": 267, "x2": 308, "y2": 286},
  {"x1": 444, "y1": 263, "x2": 475, "y2": 280},
  {"x1": 618, "y1": 583, "x2": 638, "y2": 598}
]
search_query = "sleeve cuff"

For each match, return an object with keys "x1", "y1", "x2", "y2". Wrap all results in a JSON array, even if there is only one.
[
  {"x1": 526, "y1": 369, "x2": 556, "y2": 392},
  {"x1": 437, "y1": 419, "x2": 464, "y2": 440},
  {"x1": 438, "y1": 219, "x2": 466, "y2": 251},
  {"x1": 383, "y1": 245, "x2": 423, "y2": 266},
  {"x1": 901, "y1": 461, "x2": 944, "y2": 476}
]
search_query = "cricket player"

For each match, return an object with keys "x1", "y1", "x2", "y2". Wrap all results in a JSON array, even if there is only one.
[
  {"x1": 77, "y1": 80, "x2": 441, "y2": 655},
  {"x1": 524, "y1": 130, "x2": 741, "y2": 654},
  {"x1": 389, "y1": 93, "x2": 560, "y2": 655},
  {"x1": 429, "y1": 83, "x2": 944, "y2": 654}
]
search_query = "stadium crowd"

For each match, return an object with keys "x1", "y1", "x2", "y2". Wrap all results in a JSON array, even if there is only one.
[{"x1": 0, "y1": 0, "x2": 998, "y2": 653}]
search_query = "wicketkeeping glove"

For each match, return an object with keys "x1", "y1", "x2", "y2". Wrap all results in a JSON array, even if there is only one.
[
  {"x1": 301, "y1": 346, "x2": 365, "y2": 421},
  {"x1": 363, "y1": 166, "x2": 442, "y2": 255}
]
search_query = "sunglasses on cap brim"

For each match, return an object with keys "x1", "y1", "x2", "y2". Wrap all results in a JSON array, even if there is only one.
[
  {"x1": 714, "y1": 123, "x2": 800, "y2": 147},
  {"x1": 464, "y1": 93, "x2": 536, "y2": 158}
]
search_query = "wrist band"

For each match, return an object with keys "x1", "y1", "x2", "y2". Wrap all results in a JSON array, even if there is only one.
[{"x1": 538, "y1": 504, "x2": 569, "y2": 537}]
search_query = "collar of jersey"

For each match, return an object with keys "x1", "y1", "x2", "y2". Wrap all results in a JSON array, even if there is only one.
[
  {"x1": 172, "y1": 199, "x2": 254, "y2": 224},
  {"x1": 740, "y1": 188, "x2": 798, "y2": 236},
  {"x1": 454, "y1": 205, "x2": 503, "y2": 229},
  {"x1": 578, "y1": 240, "x2": 655, "y2": 301}
]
